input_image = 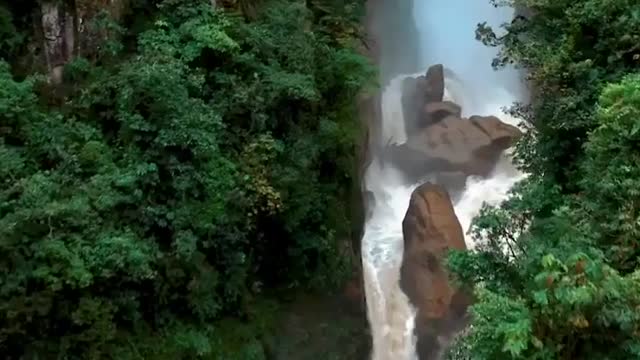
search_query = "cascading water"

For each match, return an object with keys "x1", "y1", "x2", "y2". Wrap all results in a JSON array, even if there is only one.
[{"x1": 362, "y1": 1, "x2": 527, "y2": 359}]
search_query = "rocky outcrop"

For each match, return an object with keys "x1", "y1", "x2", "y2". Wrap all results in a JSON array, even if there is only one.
[
  {"x1": 39, "y1": 0, "x2": 127, "y2": 84},
  {"x1": 422, "y1": 64, "x2": 445, "y2": 104},
  {"x1": 41, "y1": 1, "x2": 75, "y2": 85},
  {"x1": 389, "y1": 64, "x2": 521, "y2": 197},
  {"x1": 405, "y1": 115, "x2": 520, "y2": 174},
  {"x1": 400, "y1": 183, "x2": 470, "y2": 360},
  {"x1": 386, "y1": 115, "x2": 520, "y2": 196}
]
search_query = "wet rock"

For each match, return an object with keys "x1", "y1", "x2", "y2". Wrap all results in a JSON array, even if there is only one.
[
  {"x1": 387, "y1": 115, "x2": 521, "y2": 179},
  {"x1": 423, "y1": 101, "x2": 461, "y2": 126},
  {"x1": 399, "y1": 183, "x2": 470, "y2": 360},
  {"x1": 407, "y1": 115, "x2": 521, "y2": 176},
  {"x1": 423, "y1": 64, "x2": 445, "y2": 104}
]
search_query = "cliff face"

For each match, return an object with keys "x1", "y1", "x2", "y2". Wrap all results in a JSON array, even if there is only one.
[
  {"x1": 39, "y1": 0, "x2": 127, "y2": 84},
  {"x1": 365, "y1": 0, "x2": 421, "y2": 85}
]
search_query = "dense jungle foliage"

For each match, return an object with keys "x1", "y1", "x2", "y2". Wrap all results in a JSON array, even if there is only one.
[
  {"x1": 447, "y1": 0, "x2": 640, "y2": 359},
  {"x1": 0, "y1": 0, "x2": 373, "y2": 358}
]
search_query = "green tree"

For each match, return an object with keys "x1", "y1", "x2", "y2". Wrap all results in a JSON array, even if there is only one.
[
  {"x1": 479, "y1": 0, "x2": 640, "y2": 189},
  {"x1": 447, "y1": 39, "x2": 640, "y2": 360},
  {"x1": 0, "y1": 0, "x2": 373, "y2": 358},
  {"x1": 446, "y1": 0, "x2": 640, "y2": 358}
]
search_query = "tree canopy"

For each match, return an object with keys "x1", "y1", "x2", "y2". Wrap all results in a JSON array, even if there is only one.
[
  {"x1": 447, "y1": 0, "x2": 640, "y2": 358},
  {"x1": 0, "y1": 0, "x2": 373, "y2": 358}
]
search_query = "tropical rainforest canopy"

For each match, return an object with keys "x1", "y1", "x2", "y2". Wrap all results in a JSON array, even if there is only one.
[
  {"x1": 3, "y1": 0, "x2": 640, "y2": 359},
  {"x1": 0, "y1": 0, "x2": 372, "y2": 358}
]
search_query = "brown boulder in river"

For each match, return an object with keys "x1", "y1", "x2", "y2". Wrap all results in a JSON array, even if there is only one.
[
  {"x1": 387, "y1": 115, "x2": 521, "y2": 180},
  {"x1": 400, "y1": 183, "x2": 470, "y2": 360}
]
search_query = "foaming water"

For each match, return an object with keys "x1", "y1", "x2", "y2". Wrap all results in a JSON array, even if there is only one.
[
  {"x1": 454, "y1": 153, "x2": 527, "y2": 248},
  {"x1": 363, "y1": 1, "x2": 526, "y2": 359},
  {"x1": 363, "y1": 78, "x2": 418, "y2": 360},
  {"x1": 454, "y1": 99, "x2": 528, "y2": 248}
]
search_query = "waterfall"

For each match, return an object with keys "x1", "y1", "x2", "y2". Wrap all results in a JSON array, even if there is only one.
[
  {"x1": 361, "y1": 1, "x2": 527, "y2": 359},
  {"x1": 362, "y1": 76, "x2": 419, "y2": 360}
]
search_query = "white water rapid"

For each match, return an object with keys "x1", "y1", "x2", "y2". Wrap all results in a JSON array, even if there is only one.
[{"x1": 362, "y1": 1, "x2": 528, "y2": 359}]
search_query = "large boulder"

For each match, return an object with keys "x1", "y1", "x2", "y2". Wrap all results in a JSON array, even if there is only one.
[
  {"x1": 405, "y1": 115, "x2": 521, "y2": 175},
  {"x1": 386, "y1": 115, "x2": 521, "y2": 180},
  {"x1": 399, "y1": 183, "x2": 470, "y2": 360}
]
